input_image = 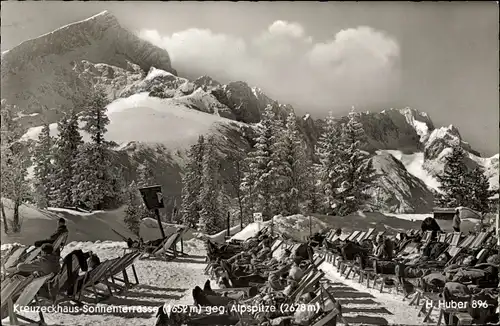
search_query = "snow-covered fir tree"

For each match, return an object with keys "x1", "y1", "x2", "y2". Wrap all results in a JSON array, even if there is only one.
[
  {"x1": 464, "y1": 166, "x2": 494, "y2": 213},
  {"x1": 52, "y1": 109, "x2": 83, "y2": 207},
  {"x1": 135, "y1": 162, "x2": 156, "y2": 220},
  {"x1": 333, "y1": 110, "x2": 377, "y2": 216},
  {"x1": 435, "y1": 145, "x2": 469, "y2": 208},
  {"x1": 220, "y1": 131, "x2": 247, "y2": 228},
  {"x1": 240, "y1": 105, "x2": 284, "y2": 220},
  {"x1": 198, "y1": 136, "x2": 225, "y2": 234},
  {"x1": 0, "y1": 101, "x2": 31, "y2": 232},
  {"x1": 181, "y1": 135, "x2": 205, "y2": 228},
  {"x1": 72, "y1": 87, "x2": 117, "y2": 210},
  {"x1": 136, "y1": 162, "x2": 156, "y2": 188},
  {"x1": 315, "y1": 113, "x2": 344, "y2": 213},
  {"x1": 274, "y1": 112, "x2": 310, "y2": 215},
  {"x1": 32, "y1": 124, "x2": 54, "y2": 208},
  {"x1": 239, "y1": 157, "x2": 258, "y2": 225},
  {"x1": 304, "y1": 164, "x2": 322, "y2": 214},
  {"x1": 124, "y1": 181, "x2": 142, "y2": 236}
]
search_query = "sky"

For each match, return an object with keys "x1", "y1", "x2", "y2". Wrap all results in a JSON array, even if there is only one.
[{"x1": 1, "y1": 1, "x2": 498, "y2": 156}]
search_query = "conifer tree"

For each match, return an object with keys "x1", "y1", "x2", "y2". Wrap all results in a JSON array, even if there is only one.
[
  {"x1": 124, "y1": 181, "x2": 142, "y2": 236},
  {"x1": 72, "y1": 87, "x2": 116, "y2": 209},
  {"x1": 274, "y1": 112, "x2": 310, "y2": 215},
  {"x1": 0, "y1": 101, "x2": 30, "y2": 232},
  {"x1": 241, "y1": 105, "x2": 283, "y2": 220},
  {"x1": 198, "y1": 136, "x2": 224, "y2": 234},
  {"x1": 334, "y1": 110, "x2": 377, "y2": 216},
  {"x1": 52, "y1": 109, "x2": 82, "y2": 207},
  {"x1": 137, "y1": 163, "x2": 156, "y2": 188},
  {"x1": 315, "y1": 113, "x2": 343, "y2": 213},
  {"x1": 304, "y1": 164, "x2": 322, "y2": 214},
  {"x1": 435, "y1": 145, "x2": 469, "y2": 208},
  {"x1": 464, "y1": 166, "x2": 494, "y2": 212},
  {"x1": 239, "y1": 157, "x2": 258, "y2": 225},
  {"x1": 135, "y1": 162, "x2": 156, "y2": 220},
  {"x1": 32, "y1": 124, "x2": 54, "y2": 208},
  {"x1": 181, "y1": 135, "x2": 205, "y2": 228}
]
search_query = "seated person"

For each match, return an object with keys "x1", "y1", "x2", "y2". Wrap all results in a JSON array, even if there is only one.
[
  {"x1": 397, "y1": 253, "x2": 450, "y2": 282},
  {"x1": 288, "y1": 258, "x2": 305, "y2": 281},
  {"x1": 283, "y1": 277, "x2": 299, "y2": 296},
  {"x1": 34, "y1": 218, "x2": 68, "y2": 249},
  {"x1": 420, "y1": 217, "x2": 442, "y2": 240},
  {"x1": 418, "y1": 254, "x2": 499, "y2": 293},
  {"x1": 340, "y1": 239, "x2": 370, "y2": 262},
  {"x1": 278, "y1": 248, "x2": 292, "y2": 263},
  {"x1": 254, "y1": 243, "x2": 272, "y2": 261},
  {"x1": 10, "y1": 244, "x2": 60, "y2": 277},
  {"x1": 448, "y1": 254, "x2": 499, "y2": 285},
  {"x1": 66, "y1": 252, "x2": 101, "y2": 296},
  {"x1": 359, "y1": 235, "x2": 394, "y2": 272}
]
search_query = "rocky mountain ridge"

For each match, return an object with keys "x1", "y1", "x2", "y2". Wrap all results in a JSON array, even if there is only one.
[{"x1": 2, "y1": 11, "x2": 498, "y2": 213}]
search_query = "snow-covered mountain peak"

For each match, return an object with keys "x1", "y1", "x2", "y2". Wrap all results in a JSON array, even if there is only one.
[{"x1": 1, "y1": 10, "x2": 176, "y2": 117}]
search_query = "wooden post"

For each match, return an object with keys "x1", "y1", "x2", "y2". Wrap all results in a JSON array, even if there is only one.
[
  {"x1": 271, "y1": 216, "x2": 274, "y2": 237},
  {"x1": 309, "y1": 215, "x2": 312, "y2": 239},
  {"x1": 154, "y1": 209, "x2": 166, "y2": 239}
]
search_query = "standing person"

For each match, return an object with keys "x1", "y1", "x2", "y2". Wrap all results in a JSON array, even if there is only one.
[{"x1": 452, "y1": 208, "x2": 461, "y2": 232}]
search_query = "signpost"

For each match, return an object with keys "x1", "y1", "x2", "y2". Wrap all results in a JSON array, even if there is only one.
[
  {"x1": 139, "y1": 185, "x2": 166, "y2": 239},
  {"x1": 253, "y1": 212, "x2": 263, "y2": 231}
]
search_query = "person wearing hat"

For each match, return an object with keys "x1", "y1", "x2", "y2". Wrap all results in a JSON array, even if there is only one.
[
  {"x1": 34, "y1": 218, "x2": 69, "y2": 248},
  {"x1": 15, "y1": 243, "x2": 60, "y2": 277}
]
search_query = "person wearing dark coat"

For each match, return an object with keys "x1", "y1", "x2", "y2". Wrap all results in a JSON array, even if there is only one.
[
  {"x1": 452, "y1": 209, "x2": 461, "y2": 232},
  {"x1": 420, "y1": 217, "x2": 442, "y2": 241},
  {"x1": 34, "y1": 218, "x2": 68, "y2": 248},
  {"x1": 13, "y1": 244, "x2": 61, "y2": 277}
]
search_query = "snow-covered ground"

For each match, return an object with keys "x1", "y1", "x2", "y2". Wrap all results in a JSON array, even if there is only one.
[
  {"x1": 1, "y1": 235, "x2": 445, "y2": 326},
  {"x1": 1, "y1": 239, "x2": 208, "y2": 326},
  {"x1": 319, "y1": 261, "x2": 425, "y2": 325}
]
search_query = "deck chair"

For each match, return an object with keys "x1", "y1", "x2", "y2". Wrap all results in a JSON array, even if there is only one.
[
  {"x1": 270, "y1": 238, "x2": 284, "y2": 252},
  {"x1": 326, "y1": 228, "x2": 343, "y2": 243},
  {"x1": 360, "y1": 228, "x2": 375, "y2": 242},
  {"x1": 106, "y1": 251, "x2": 141, "y2": 291},
  {"x1": 8, "y1": 273, "x2": 54, "y2": 325},
  {"x1": 457, "y1": 233, "x2": 475, "y2": 248},
  {"x1": 45, "y1": 254, "x2": 83, "y2": 303},
  {"x1": 338, "y1": 230, "x2": 382, "y2": 275},
  {"x1": 469, "y1": 231, "x2": 489, "y2": 250},
  {"x1": 437, "y1": 233, "x2": 449, "y2": 243},
  {"x1": 1, "y1": 275, "x2": 35, "y2": 322},
  {"x1": 2, "y1": 246, "x2": 28, "y2": 272},
  {"x1": 345, "y1": 230, "x2": 360, "y2": 242},
  {"x1": 289, "y1": 266, "x2": 325, "y2": 303},
  {"x1": 23, "y1": 232, "x2": 69, "y2": 264},
  {"x1": 144, "y1": 231, "x2": 182, "y2": 260},
  {"x1": 353, "y1": 231, "x2": 366, "y2": 243},
  {"x1": 413, "y1": 247, "x2": 493, "y2": 322},
  {"x1": 74, "y1": 259, "x2": 117, "y2": 303},
  {"x1": 309, "y1": 285, "x2": 344, "y2": 326}
]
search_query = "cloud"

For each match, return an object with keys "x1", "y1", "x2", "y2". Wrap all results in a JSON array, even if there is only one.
[{"x1": 139, "y1": 22, "x2": 401, "y2": 115}]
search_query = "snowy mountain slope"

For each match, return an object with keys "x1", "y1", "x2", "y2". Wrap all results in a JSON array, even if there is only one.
[
  {"x1": 21, "y1": 91, "x2": 241, "y2": 148},
  {"x1": 378, "y1": 150, "x2": 441, "y2": 191},
  {"x1": 369, "y1": 153, "x2": 435, "y2": 213}
]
